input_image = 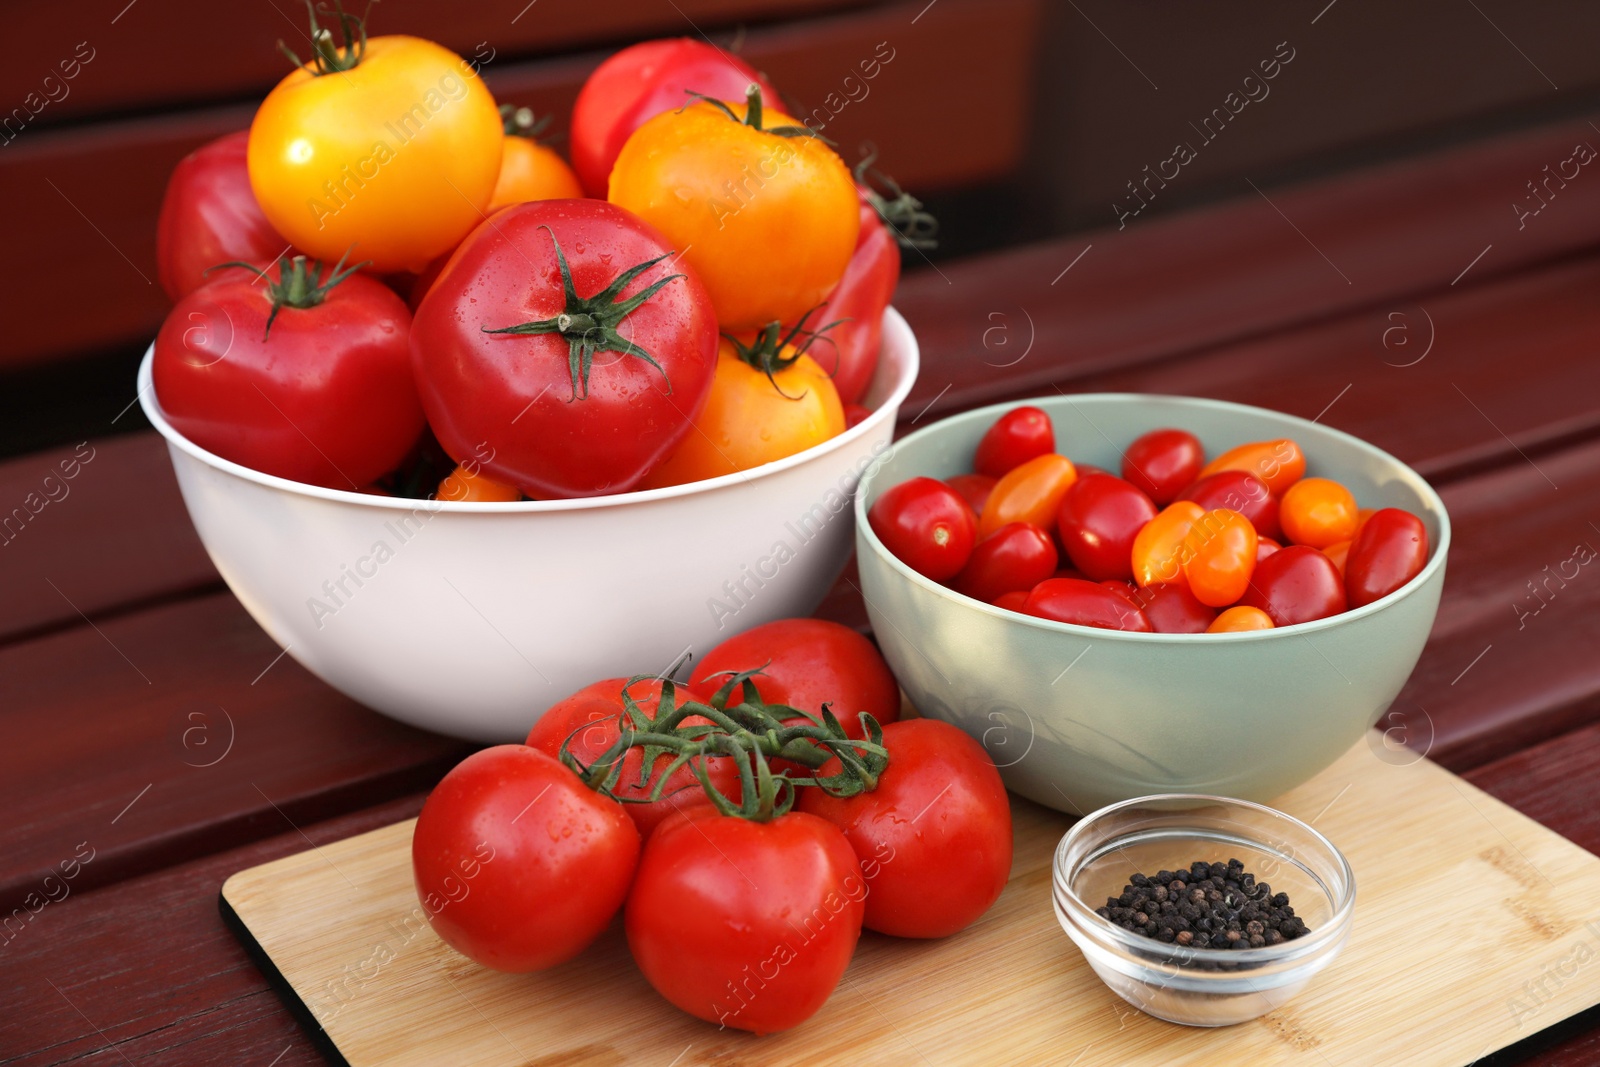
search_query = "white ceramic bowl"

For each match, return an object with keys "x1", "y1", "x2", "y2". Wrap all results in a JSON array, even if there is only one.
[{"x1": 140, "y1": 310, "x2": 919, "y2": 741}]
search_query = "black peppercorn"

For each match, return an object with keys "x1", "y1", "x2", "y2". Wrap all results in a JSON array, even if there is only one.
[{"x1": 1095, "y1": 858, "x2": 1312, "y2": 959}]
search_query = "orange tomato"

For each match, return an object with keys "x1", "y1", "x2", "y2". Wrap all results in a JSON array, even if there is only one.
[
  {"x1": 489, "y1": 106, "x2": 582, "y2": 209},
  {"x1": 1280, "y1": 477, "x2": 1358, "y2": 548},
  {"x1": 1181, "y1": 508, "x2": 1258, "y2": 607},
  {"x1": 248, "y1": 13, "x2": 503, "y2": 273},
  {"x1": 1199, "y1": 439, "x2": 1306, "y2": 495},
  {"x1": 1131, "y1": 500, "x2": 1205, "y2": 588},
  {"x1": 979, "y1": 454, "x2": 1077, "y2": 538},
  {"x1": 642, "y1": 332, "x2": 844, "y2": 489},
  {"x1": 437, "y1": 464, "x2": 521, "y2": 502},
  {"x1": 607, "y1": 88, "x2": 859, "y2": 331},
  {"x1": 1207, "y1": 605, "x2": 1275, "y2": 632},
  {"x1": 1322, "y1": 539, "x2": 1351, "y2": 576}
]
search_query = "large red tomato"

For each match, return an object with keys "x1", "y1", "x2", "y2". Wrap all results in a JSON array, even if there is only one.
[
  {"x1": 152, "y1": 255, "x2": 423, "y2": 488},
  {"x1": 800, "y1": 198, "x2": 898, "y2": 404},
  {"x1": 570, "y1": 38, "x2": 781, "y2": 198},
  {"x1": 157, "y1": 130, "x2": 288, "y2": 300},
  {"x1": 626, "y1": 808, "x2": 863, "y2": 1034},
  {"x1": 412, "y1": 745, "x2": 640, "y2": 972},
  {"x1": 411, "y1": 199, "x2": 718, "y2": 498},
  {"x1": 799, "y1": 718, "x2": 1011, "y2": 938}
]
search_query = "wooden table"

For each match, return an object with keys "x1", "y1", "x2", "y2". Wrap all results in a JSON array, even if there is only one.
[{"x1": 4, "y1": 111, "x2": 1600, "y2": 1065}]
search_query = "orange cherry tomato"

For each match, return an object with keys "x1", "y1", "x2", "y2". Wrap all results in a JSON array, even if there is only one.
[
  {"x1": 1131, "y1": 500, "x2": 1205, "y2": 588},
  {"x1": 437, "y1": 463, "x2": 521, "y2": 502},
  {"x1": 1322, "y1": 539, "x2": 1351, "y2": 577},
  {"x1": 1207, "y1": 605, "x2": 1275, "y2": 632},
  {"x1": 489, "y1": 107, "x2": 582, "y2": 209},
  {"x1": 1181, "y1": 508, "x2": 1258, "y2": 607},
  {"x1": 1198, "y1": 438, "x2": 1306, "y2": 495},
  {"x1": 978, "y1": 454, "x2": 1077, "y2": 538},
  {"x1": 1280, "y1": 477, "x2": 1358, "y2": 548}
]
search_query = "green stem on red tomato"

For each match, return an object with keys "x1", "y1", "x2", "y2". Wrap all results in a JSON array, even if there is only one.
[
  {"x1": 206, "y1": 249, "x2": 370, "y2": 340},
  {"x1": 854, "y1": 146, "x2": 939, "y2": 251}
]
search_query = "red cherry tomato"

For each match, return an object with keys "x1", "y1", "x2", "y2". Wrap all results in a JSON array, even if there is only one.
[
  {"x1": 843, "y1": 402, "x2": 872, "y2": 429},
  {"x1": 157, "y1": 130, "x2": 288, "y2": 301},
  {"x1": 1125, "y1": 582, "x2": 1217, "y2": 634},
  {"x1": 1208, "y1": 606, "x2": 1275, "y2": 632},
  {"x1": 1257, "y1": 536, "x2": 1282, "y2": 562},
  {"x1": 525, "y1": 677, "x2": 736, "y2": 838},
  {"x1": 412, "y1": 745, "x2": 639, "y2": 972},
  {"x1": 952, "y1": 522, "x2": 1058, "y2": 603},
  {"x1": 1241, "y1": 545, "x2": 1347, "y2": 625},
  {"x1": 1280, "y1": 477, "x2": 1359, "y2": 549},
  {"x1": 974, "y1": 406, "x2": 1054, "y2": 479},
  {"x1": 1177, "y1": 469, "x2": 1282, "y2": 540},
  {"x1": 153, "y1": 256, "x2": 423, "y2": 488},
  {"x1": 979, "y1": 453, "x2": 1077, "y2": 537},
  {"x1": 801, "y1": 197, "x2": 897, "y2": 404},
  {"x1": 1181, "y1": 508, "x2": 1259, "y2": 607},
  {"x1": 627, "y1": 808, "x2": 863, "y2": 1034},
  {"x1": 1346, "y1": 508, "x2": 1429, "y2": 607},
  {"x1": 570, "y1": 38, "x2": 782, "y2": 198},
  {"x1": 1200, "y1": 438, "x2": 1306, "y2": 496},
  {"x1": 1057, "y1": 473, "x2": 1158, "y2": 581},
  {"x1": 869, "y1": 477, "x2": 978, "y2": 581},
  {"x1": 799, "y1": 719, "x2": 1011, "y2": 938},
  {"x1": 945, "y1": 472, "x2": 998, "y2": 514},
  {"x1": 992, "y1": 590, "x2": 1030, "y2": 613},
  {"x1": 1123, "y1": 428, "x2": 1203, "y2": 504},
  {"x1": 1074, "y1": 464, "x2": 1114, "y2": 480},
  {"x1": 689, "y1": 618, "x2": 900, "y2": 740},
  {"x1": 1023, "y1": 578, "x2": 1153, "y2": 631}
]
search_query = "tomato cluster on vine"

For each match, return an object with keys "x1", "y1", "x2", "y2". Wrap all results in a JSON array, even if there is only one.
[{"x1": 870, "y1": 405, "x2": 1431, "y2": 632}]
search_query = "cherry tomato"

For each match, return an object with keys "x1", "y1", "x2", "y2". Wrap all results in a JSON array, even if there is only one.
[
  {"x1": 1023, "y1": 578, "x2": 1153, "y2": 631},
  {"x1": 1208, "y1": 606, "x2": 1275, "y2": 632},
  {"x1": 157, "y1": 130, "x2": 288, "y2": 300},
  {"x1": 1280, "y1": 477, "x2": 1359, "y2": 549},
  {"x1": 1322, "y1": 540, "x2": 1351, "y2": 577},
  {"x1": 974, "y1": 406, "x2": 1054, "y2": 479},
  {"x1": 525, "y1": 677, "x2": 737, "y2": 838},
  {"x1": 412, "y1": 199, "x2": 718, "y2": 498},
  {"x1": 627, "y1": 808, "x2": 863, "y2": 1034},
  {"x1": 869, "y1": 477, "x2": 978, "y2": 581},
  {"x1": 248, "y1": 13, "x2": 503, "y2": 272},
  {"x1": 412, "y1": 745, "x2": 639, "y2": 972},
  {"x1": 1123, "y1": 428, "x2": 1203, "y2": 504},
  {"x1": 992, "y1": 590, "x2": 1031, "y2": 613},
  {"x1": 945, "y1": 473, "x2": 997, "y2": 514},
  {"x1": 1181, "y1": 508, "x2": 1258, "y2": 607},
  {"x1": 1199, "y1": 438, "x2": 1306, "y2": 495},
  {"x1": 609, "y1": 90, "x2": 858, "y2": 331},
  {"x1": 1240, "y1": 545, "x2": 1347, "y2": 626},
  {"x1": 1346, "y1": 508, "x2": 1429, "y2": 608},
  {"x1": 436, "y1": 463, "x2": 521, "y2": 502},
  {"x1": 979, "y1": 453, "x2": 1077, "y2": 537},
  {"x1": 1075, "y1": 464, "x2": 1113, "y2": 479},
  {"x1": 570, "y1": 38, "x2": 782, "y2": 198},
  {"x1": 1126, "y1": 582, "x2": 1217, "y2": 634},
  {"x1": 1131, "y1": 500, "x2": 1205, "y2": 588},
  {"x1": 489, "y1": 106, "x2": 582, "y2": 210},
  {"x1": 1257, "y1": 536, "x2": 1282, "y2": 562},
  {"x1": 952, "y1": 522, "x2": 1059, "y2": 603},
  {"x1": 799, "y1": 719, "x2": 1011, "y2": 938},
  {"x1": 153, "y1": 255, "x2": 422, "y2": 488},
  {"x1": 802, "y1": 196, "x2": 899, "y2": 404},
  {"x1": 1177, "y1": 469, "x2": 1281, "y2": 540},
  {"x1": 844, "y1": 402, "x2": 872, "y2": 429},
  {"x1": 1057, "y1": 473, "x2": 1158, "y2": 581},
  {"x1": 642, "y1": 333, "x2": 843, "y2": 488},
  {"x1": 689, "y1": 618, "x2": 900, "y2": 740}
]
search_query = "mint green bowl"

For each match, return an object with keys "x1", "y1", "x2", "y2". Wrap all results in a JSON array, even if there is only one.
[{"x1": 854, "y1": 394, "x2": 1449, "y2": 814}]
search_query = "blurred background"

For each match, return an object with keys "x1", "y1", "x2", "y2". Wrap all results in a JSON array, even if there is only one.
[{"x1": 2, "y1": 0, "x2": 1598, "y2": 458}]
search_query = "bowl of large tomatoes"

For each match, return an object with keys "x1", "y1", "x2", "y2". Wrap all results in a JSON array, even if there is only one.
[
  {"x1": 854, "y1": 394, "x2": 1449, "y2": 812},
  {"x1": 140, "y1": 13, "x2": 924, "y2": 740}
]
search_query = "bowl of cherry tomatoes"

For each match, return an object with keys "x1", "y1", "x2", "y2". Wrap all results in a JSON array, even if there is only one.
[
  {"x1": 854, "y1": 394, "x2": 1449, "y2": 812},
  {"x1": 139, "y1": 16, "x2": 926, "y2": 741}
]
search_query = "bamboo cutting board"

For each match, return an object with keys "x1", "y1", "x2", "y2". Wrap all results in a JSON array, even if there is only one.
[{"x1": 223, "y1": 736, "x2": 1600, "y2": 1066}]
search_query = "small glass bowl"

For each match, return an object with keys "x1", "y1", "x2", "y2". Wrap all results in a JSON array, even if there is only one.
[{"x1": 1052, "y1": 793, "x2": 1355, "y2": 1027}]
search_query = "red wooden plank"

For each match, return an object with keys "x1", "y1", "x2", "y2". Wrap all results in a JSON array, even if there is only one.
[
  {"x1": 0, "y1": 434, "x2": 216, "y2": 645},
  {"x1": 0, "y1": 593, "x2": 469, "y2": 918},
  {"x1": 0, "y1": 0, "x2": 1037, "y2": 372},
  {"x1": 901, "y1": 114, "x2": 1600, "y2": 422}
]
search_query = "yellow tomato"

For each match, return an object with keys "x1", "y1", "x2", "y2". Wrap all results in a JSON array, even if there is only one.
[
  {"x1": 248, "y1": 32, "x2": 503, "y2": 273},
  {"x1": 1131, "y1": 501, "x2": 1205, "y2": 588},
  {"x1": 607, "y1": 89, "x2": 859, "y2": 331},
  {"x1": 489, "y1": 106, "x2": 582, "y2": 210},
  {"x1": 978, "y1": 454, "x2": 1077, "y2": 538},
  {"x1": 643, "y1": 336, "x2": 844, "y2": 488},
  {"x1": 437, "y1": 463, "x2": 521, "y2": 502},
  {"x1": 1207, "y1": 606, "x2": 1275, "y2": 632}
]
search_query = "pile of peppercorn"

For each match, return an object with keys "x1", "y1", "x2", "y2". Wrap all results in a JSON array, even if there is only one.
[{"x1": 1095, "y1": 859, "x2": 1310, "y2": 950}]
